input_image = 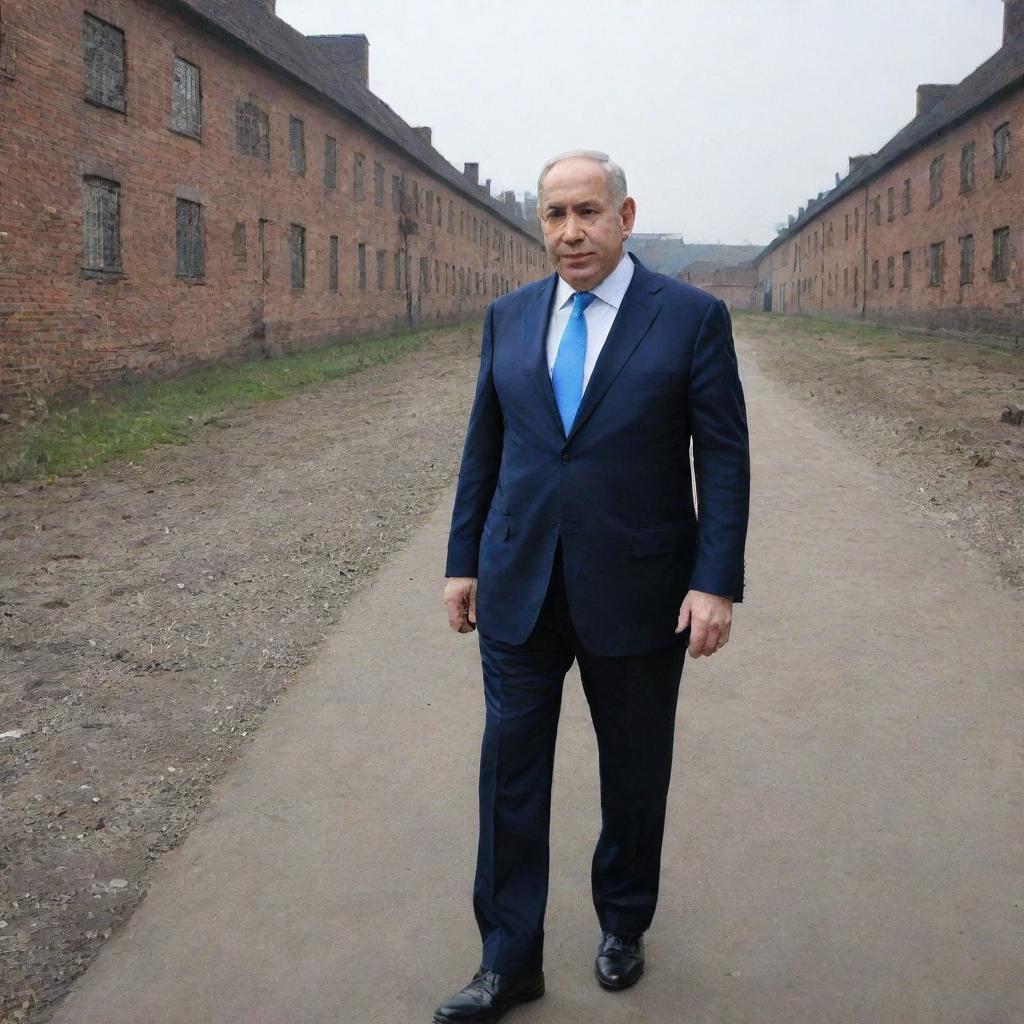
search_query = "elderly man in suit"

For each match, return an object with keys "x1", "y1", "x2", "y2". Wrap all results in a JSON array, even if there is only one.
[{"x1": 434, "y1": 150, "x2": 750, "y2": 1023}]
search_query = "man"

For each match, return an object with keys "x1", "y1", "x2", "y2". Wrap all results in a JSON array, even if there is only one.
[{"x1": 435, "y1": 151, "x2": 749, "y2": 1023}]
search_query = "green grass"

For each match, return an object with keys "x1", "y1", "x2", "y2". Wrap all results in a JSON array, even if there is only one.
[{"x1": 1, "y1": 327, "x2": 444, "y2": 483}]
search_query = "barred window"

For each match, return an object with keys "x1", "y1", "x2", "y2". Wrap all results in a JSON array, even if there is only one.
[
  {"x1": 959, "y1": 234, "x2": 974, "y2": 285},
  {"x1": 290, "y1": 224, "x2": 305, "y2": 288},
  {"x1": 844, "y1": 213, "x2": 849, "y2": 241},
  {"x1": 929, "y1": 154, "x2": 945, "y2": 206},
  {"x1": 324, "y1": 136, "x2": 337, "y2": 188},
  {"x1": 176, "y1": 199, "x2": 205, "y2": 279},
  {"x1": 902, "y1": 250, "x2": 912, "y2": 288},
  {"x1": 928, "y1": 241, "x2": 944, "y2": 287},
  {"x1": 871, "y1": 259, "x2": 879, "y2": 290},
  {"x1": 171, "y1": 57, "x2": 201, "y2": 137},
  {"x1": 887, "y1": 255, "x2": 895, "y2": 288},
  {"x1": 329, "y1": 235, "x2": 338, "y2": 292},
  {"x1": 353, "y1": 154, "x2": 365, "y2": 200},
  {"x1": 902, "y1": 177, "x2": 912, "y2": 214},
  {"x1": 235, "y1": 100, "x2": 269, "y2": 159},
  {"x1": 357, "y1": 243, "x2": 366, "y2": 289},
  {"x1": 83, "y1": 176, "x2": 121, "y2": 272},
  {"x1": 887, "y1": 187, "x2": 894, "y2": 222},
  {"x1": 376, "y1": 248, "x2": 386, "y2": 289},
  {"x1": 84, "y1": 14, "x2": 125, "y2": 111},
  {"x1": 232, "y1": 222, "x2": 247, "y2": 267},
  {"x1": 374, "y1": 162, "x2": 385, "y2": 206},
  {"x1": 288, "y1": 116, "x2": 305, "y2": 174},
  {"x1": 874, "y1": 196, "x2": 881, "y2": 226},
  {"x1": 436, "y1": 197, "x2": 442, "y2": 227},
  {"x1": 992, "y1": 226, "x2": 1010, "y2": 282},
  {"x1": 960, "y1": 142, "x2": 975, "y2": 192},
  {"x1": 993, "y1": 123, "x2": 1011, "y2": 181}
]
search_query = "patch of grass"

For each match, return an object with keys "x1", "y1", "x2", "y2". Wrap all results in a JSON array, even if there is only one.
[{"x1": 1, "y1": 327, "x2": 445, "y2": 482}]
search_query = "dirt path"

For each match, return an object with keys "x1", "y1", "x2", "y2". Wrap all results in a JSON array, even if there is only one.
[
  {"x1": 1, "y1": 325, "x2": 483, "y2": 1022},
  {"x1": 2, "y1": 312, "x2": 1023, "y2": 1023},
  {"x1": 43, "y1": 331, "x2": 1024, "y2": 1024}
]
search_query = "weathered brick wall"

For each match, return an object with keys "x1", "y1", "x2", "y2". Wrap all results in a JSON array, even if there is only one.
[
  {"x1": 0, "y1": 0, "x2": 547, "y2": 403},
  {"x1": 759, "y1": 87, "x2": 1024, "y2": 340}
]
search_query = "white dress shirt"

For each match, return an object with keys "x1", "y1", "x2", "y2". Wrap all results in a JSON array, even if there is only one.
[{"x1": 545, "y1": 252, "x2": 635, "y2": 391}]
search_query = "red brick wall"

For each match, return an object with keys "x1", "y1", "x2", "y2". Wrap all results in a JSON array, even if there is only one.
[
  {"x1": 0, "y1": 0, "x2": 546, "y2": 403},
  {"x1": 758, "y1": 85, "x2": 1024, "y2": 341}
]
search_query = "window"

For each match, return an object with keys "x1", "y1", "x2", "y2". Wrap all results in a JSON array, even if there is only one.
[
  {"x1": 235, "y1": 100, "x2": 269, "y2": 159},
  {"x1": 960, "y1": 142, "x2": 975, "y2": 192},
  {"x1": 290, "y1": 224, "x2": 305, "y2": 288},
  {"x1": 357, "y1": 243, "x2": 366, "y2": 289},
  {"x1": 353, "y1": 153, "x2": 365, "y2": 201},
  {"x1": 411, "y1": 180, "x2": 419, "y2": 217},
  {"x1": 959, "y1": 234, "x2": 974, "y2": 285},
  {"x1": 853, "y1": 266, "x2": 858, "y2": 298},
  {"x1": 887, "y1": 187, "x2": 895, "y2": 222},
  {"x1": 871, "y1": 259, "x2": 879, "y2": 290},
  {"x1": 928, "y1": 241, "x2": 944, "y2": 287},
  {"x1": 175, "y1": 199, "x2": 204, "y2": 280},
  {"x1": 84, "y1": 14, "x2": 125, "y2": 111},
  {"x1": 929, "y1": 154, "x2": 944, "y2": 206},
  {"x1": 419, "y1": 256, "x2": 430, "y2": 293},
  {"x1": 902, "y1": 177, "x2": 912, "y2": 215},
  {"x1": 902, "y1": 250, "x2": 912, "y2": 288},
  {"x1": 448, "y1": 201, "x2": 455, "y2": 233},
  {"x1": 994, "y1": 123, "x2": 1011, "y2": 181},
  {"x1": 843, "y1": 267, "x2": 848, "y2": 294},
  {"x1": 376, "y1": 248, "x2": 386, "y2": 289},
  {"x1": 434, "y1": 259, "x2": 440, "y2": 291},
  {"x1": 374, "y1": 162, "x2": 385, "y2": 206},
  {"x1": 232, "y1": 222, "x2": 247, "y2": 267},
  {"x1": 992, "y1": 226, "x2": 1010, "y2": 281},
  {"x1": 854, "y1": 207, "x2": 860, "y2": 234},
  {"x1": 460, "y1": 210, "x2": 465, "y2": 235},
  {"x1": 288, "y1": 116, "x2": 305, "y2": 174},
  {"x1": 394, "y1": 251, "x2": 402, "y2": 290},
  {"x1": 329, "y1": 235, "x2": 338, "y2": 292},
  {"x1": 171, "y1": 57, "x2": 201, "y2": 137},
  {"x1": 827, "y1": 222, "x2": 834, "y2": 247},
  {"x1": 887, "y1": 255, "x2": 895, "y2": 288},
  {"x1": 844, "y1": 213, "x2": 849, "y2": 241},
  {"x1": 874, "y1": 196, "x2": 881, "y2": 226},
  {"x1": 392, "y1": 174, "x2": 401, "y2": 212},
  {"x1": 324, "y1": 136, "x2": 337, "y2": 188},
  {"x1": 425, "y1": 190, "x2": 433, "y2": 224},
  {"x1": 82, "y1": 176, "x2": 121, "y2": 272},
  {"x1": 436, "y1": 197, "x2": 442, "y2": 227}
]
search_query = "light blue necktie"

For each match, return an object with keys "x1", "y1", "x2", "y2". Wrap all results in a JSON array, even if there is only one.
[{"x1": 551, "y1": 291, "x2": 597, "y2": 434}]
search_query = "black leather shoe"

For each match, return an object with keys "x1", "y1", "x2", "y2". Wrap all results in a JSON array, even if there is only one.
[
  {"x1": 595, "y1": 932, "x2": 644, "y2": 991},
  {"x1": 433, "y1": 967, "x2": 545, "y2": 1022}
]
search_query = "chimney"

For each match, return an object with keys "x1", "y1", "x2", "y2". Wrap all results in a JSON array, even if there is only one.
[
  {"x1": 798, "y1": 206, "x2": 805, "y2": 219},
  {"x1": 463, "y1": 162, "x2": 479, "y2": 185},
  {"x1": 306, "y1": 34, "x2": 369, "y2": 89},
  {"x1": 483, "y1": 178, "x2": 492, "y2": 196},
  {"x1": 1005, "y1": 0, "x2": 1024, "y2": 44},
  {"x1": 916, "y1": 84, "x2": 955, "y2": 117},
  {"x1": 500, "y1": 190, "x2": 516, "y2": 209},
  {"x1": 413, "y1": 126, "x2": 432, "y2": 148},
  {"x1": 848, "y1": 154, "x2": 871, "y2": 176}
]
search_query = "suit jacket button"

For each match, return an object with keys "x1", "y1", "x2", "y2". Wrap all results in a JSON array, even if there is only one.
[
  {"x1": 561, "y1": 453, "x2": 572, "y2": 464},
  {"x1": 549, "y1": 515, "x2": 559, "y2": 527}
]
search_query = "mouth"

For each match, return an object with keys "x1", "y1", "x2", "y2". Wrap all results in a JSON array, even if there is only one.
[{"x1": 562, "y1": 253, "x2": 594, "y2": 263}]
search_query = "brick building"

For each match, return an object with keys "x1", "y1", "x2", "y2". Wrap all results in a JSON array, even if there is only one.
[
  {"x1": 677, "y1": 261, "x2": 758, "y2": 312},
  {"x1": 756, "y1": 0, "x2": 1024, "y2": 342},
  {"x1": 0, "y1": 0, "x2": 546, "y2": 404}
]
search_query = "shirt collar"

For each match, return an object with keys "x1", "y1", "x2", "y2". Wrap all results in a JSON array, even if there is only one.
[{"x1": 554, "y1": 252, "x2": 635, "y2": 311}]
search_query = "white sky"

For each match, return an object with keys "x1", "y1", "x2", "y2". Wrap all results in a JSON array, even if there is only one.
[{"x1": 277, "y1": 0, "x2": 1005, "y2": 245}]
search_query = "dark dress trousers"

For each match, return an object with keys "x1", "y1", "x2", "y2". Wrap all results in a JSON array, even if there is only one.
[{"x1": 445, "y1": 254, "x2": 750, "y2": 974}]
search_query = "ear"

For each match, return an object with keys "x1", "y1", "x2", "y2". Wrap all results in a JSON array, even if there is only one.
[{"x1": 619, "y1": 197, "x2": 637, "y2": 239}]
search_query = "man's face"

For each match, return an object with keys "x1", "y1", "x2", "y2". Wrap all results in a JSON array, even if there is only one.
[{"x1": 539, "y1": 157, "x2": 636, "y2": 292}]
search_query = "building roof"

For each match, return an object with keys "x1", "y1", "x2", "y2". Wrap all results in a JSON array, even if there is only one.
[
  {"x1": 160, "y1": 0, "x2": 540, "y2": 241},
  {"x1": 757, "y1": 32, "x2": 1024, "y2": 261}
]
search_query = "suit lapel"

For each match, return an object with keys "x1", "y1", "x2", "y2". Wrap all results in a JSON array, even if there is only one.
[
  {"x1": 566, "y1": 262, "x2": 663, "y2": 443},
  {"x1": 522, "y1": 274, "x2": 564, "y2": 439}
]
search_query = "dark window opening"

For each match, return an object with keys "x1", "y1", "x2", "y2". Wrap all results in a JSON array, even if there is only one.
[
  {"x1": 928, "y1": 241, "x2": 944, "y2": 287},
  {"x1": 960, "y1": 142, "x2": 975, "y2": 193},
  {"x1": 288, "y1": 116, "x2": 305, "y2": 174},
  {"x1": 374, "y1": 162, "x2": 385, "y2": 206},
  {"x1": 902, "y1": 178, "x2": 911, "y2": 215},
  {"x1": 887, "y1": 187, "x2": 895, "y2": 222},
  {"x1": 176, "y1": 199, "x2": 205, "y2": 279},
  {"x1": 353, "y1": 154, "x2": 365, "y2": 201},
  {"x1": 959, "y1": 234, "x2": 974, "y2": 285},
  {"x1": 377, "y1": 248, "x2": 386, "y2": 290},
  {"x1": 232, "y1": 221, "x2": 247, "y2": 267},
  {"x1": 235, "y1": 100, "x2": 269, "y2": 159},
  {"x1": 357, "y1": 242, "x2": 367, "y2": 289},
  {"x1": 324, "y1": 136, "x2": 337, "y2": 188},
  {"x1": 329, "y1": 235, "x2": 339, "y2": 292},
  {"x1": 902, "y1": 250, "x2": 912, "y2": 288},
  {"x1": 929, "y1": 154, "x2": 945, "y2": 206},
  {"x1": 992, "y1": 226, "x2": 1010, "y2": 282},
  {"x1": 994, "y1": 123, "x2": 1011, "y2": 181},
  {"x1": 887, "y1": 255, "x2": 895, "y2": 288},
  {"x1": 290, "y1": 224, "x2": 305, "y2": 288}
]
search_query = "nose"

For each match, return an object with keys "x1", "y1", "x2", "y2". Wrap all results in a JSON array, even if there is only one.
[{"x1": 562, "y1": 212, "x2": 585, "y2": 244}]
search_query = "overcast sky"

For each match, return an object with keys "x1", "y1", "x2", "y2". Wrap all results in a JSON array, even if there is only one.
[{"x1": 277, "y1": 0, "x2": 1004, "y2": 245}]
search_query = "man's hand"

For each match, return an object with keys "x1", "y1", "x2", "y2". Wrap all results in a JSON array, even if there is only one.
[
  {"x1": 675, "y1": 590, "x2": 733, "y2": 658},
  {"x1": 444, "y1": 577, "x2": 478, "y2": 634}
]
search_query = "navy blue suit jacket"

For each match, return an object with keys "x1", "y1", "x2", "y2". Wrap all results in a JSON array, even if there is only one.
[{"x1": 445, "y1": 254, "x2": 750, "y2": 658}]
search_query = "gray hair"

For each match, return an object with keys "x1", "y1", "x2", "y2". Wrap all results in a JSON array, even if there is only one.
[{"x1": 537, "y1": 150, "x2": 628, "y2": 208}]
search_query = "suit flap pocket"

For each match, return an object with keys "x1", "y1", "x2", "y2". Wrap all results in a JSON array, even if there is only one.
[
  {"x1": 630, "y1": 524, "x2": 676, "y2": 557},
  {"x1": 485, "y1": 508, "x2": 511, "y2": 541}
]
